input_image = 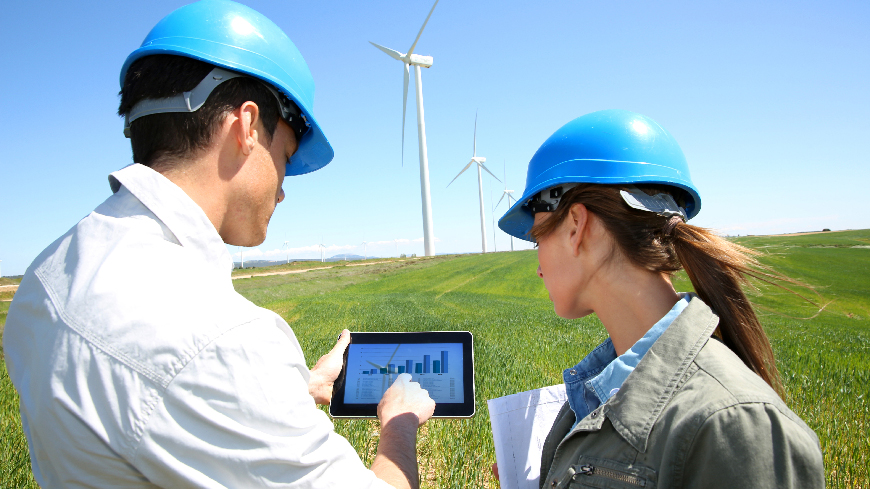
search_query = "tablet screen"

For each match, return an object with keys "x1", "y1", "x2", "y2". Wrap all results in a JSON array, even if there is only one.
[
  {"x1": 330, "y1": 331, "x2": 475, "y2": 418},
  {"x1": 343, "y1": 342, "x2": 465, "y2": 404}
]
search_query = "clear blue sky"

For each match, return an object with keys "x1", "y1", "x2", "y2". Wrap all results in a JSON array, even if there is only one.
[{"x1": 1, "y1": 0, "x2": 868, "y2": 276}]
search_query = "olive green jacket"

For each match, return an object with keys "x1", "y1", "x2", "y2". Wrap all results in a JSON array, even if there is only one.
[{"x1": 540, "y1": 297, "x2": 824, "y2": 489}]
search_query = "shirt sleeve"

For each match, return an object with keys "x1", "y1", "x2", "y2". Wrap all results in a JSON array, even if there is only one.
[
  {"x1": 680, "y1": 402, "x2": 824, "y2": 489},
  {"x1": 132, "y1": 316, "x2": 394, "y2": 489}
]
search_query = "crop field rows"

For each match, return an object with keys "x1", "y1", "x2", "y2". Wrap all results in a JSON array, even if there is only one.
[{"x1": 2, "y1": 230, "x2": 868, "y2": 487}]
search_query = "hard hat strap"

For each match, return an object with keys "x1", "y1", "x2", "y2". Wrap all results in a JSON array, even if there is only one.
[
  {"x1": 525, "y1": 183, "x2": 579, "y2": 214},
  {"x1": 124, "y1": 67, "x2": 308, "y2": 142}
]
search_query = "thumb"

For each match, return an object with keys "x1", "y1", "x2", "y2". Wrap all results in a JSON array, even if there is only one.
[{"x1": 330, "y1": 329, "x2": 351, "y2": 354}]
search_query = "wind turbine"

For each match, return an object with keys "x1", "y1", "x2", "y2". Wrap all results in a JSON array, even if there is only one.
[
  {"x1": 495, "y1": 161, "x2": 517, "y2": 252},
  {"x1": 394, "y1": 239, "x2": 400, "y2": 258},
  {"x1": 318, "y1": 238, "x2": 326, "y2": 263},
  {"x1": 282, "y1": 241, "x2": 290, "y2": 264},
  {"x1": 362, "y1": 241, "x2": 368, "y2": 260},
  {"x1": 370, "y1": 0, "x2": 439, "y2": 257},
  {"x1": 447, "y1": 114, "x2": 501, "y2": 253}
]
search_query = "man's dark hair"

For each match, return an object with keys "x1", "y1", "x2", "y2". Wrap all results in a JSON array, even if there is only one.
[{"x1": 118, "y1": 55, "x2": 280, "y2": 167}]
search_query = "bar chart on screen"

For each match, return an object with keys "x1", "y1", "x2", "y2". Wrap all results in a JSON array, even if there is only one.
[{"x1": 344, "y1": 342, "x2": 464, "y2": 404}]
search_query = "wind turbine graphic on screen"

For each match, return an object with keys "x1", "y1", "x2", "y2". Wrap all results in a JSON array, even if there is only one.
[
  {"x1": 370, "y1": 0, "x2": 439, "y2": 257},
  {"x1": 366, "y1": 345, "x2": 402, "y2": 395},
  {"x1": 447, "y1": 114, "x2": 501, "y2": 253},
  {"x1": 495, "y1": 161, "x2": 517, "y2": 252}
]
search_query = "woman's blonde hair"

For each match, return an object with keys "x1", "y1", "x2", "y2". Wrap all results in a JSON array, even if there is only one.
[{"x1": 530, "y1": 183, "x2": 791, "y2": 396}]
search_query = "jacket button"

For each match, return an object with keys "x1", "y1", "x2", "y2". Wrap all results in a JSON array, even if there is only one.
[
  {"x1": 551, "y1": 480, "x2": 557, "y2": 487},
  {"x1": 591, "y1": 411, "x2": 598, "y2": 417},
  {"x1": 569, "y1": 369, "x2": 577, "y2": 375}
]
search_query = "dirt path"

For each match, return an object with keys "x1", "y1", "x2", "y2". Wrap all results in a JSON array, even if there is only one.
[{"x1": 231, "y1": 260, "x2": 397, "y2": 280}]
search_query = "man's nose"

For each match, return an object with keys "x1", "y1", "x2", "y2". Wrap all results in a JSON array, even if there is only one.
[
  {"x1": 536, "y1": 265, "x2": 543, "y2": 279},
  {"x1": 277, "y1": 188, "x2": 285, "y2": 204}
]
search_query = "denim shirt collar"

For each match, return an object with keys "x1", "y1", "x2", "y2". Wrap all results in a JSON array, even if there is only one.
[
  {"x1": 564, "y1": 296, "x2": 690, "y2": 428},
  {"x1": 572, "y1": 294, "x2": 721, "y2": 453}
]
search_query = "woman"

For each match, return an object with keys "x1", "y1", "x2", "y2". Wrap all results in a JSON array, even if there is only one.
[{"x1": 498, "y1": 110, "x2": 824, "y2": 488}]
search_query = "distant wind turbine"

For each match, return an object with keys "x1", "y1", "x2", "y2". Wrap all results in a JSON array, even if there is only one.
[
  {"x1": 282, "y1": 241, "x2": 290, "y2": 264},
  {"x1": 362, "y1": 241, "x2": 368, "y2": 260},
  {"x1": 447, "y1": 114, "x2": 501, "y2": 253},
  {"x1": 318, "y1": 238, "x2": 326, "y2": 263},
  {"x1": 370, "y1": 0, "x2": 440, "y2": 257},
  {"x1": 495, "y1": 161, "x2": 517, "y2": 252}
]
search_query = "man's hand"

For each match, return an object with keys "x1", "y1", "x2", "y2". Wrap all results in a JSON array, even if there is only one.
[
  {"x1": 308, "y1": 329, "x2": 350, "y2": 405},
  {"x1": 377, "y1": 373, "x2": 435, "y2": 426},
  {"x1": 371, "y1": 374, "x2": 436, "y2": 489}
]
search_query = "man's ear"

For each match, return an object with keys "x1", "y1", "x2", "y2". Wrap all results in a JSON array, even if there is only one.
[
  {"x1": 234, "y1": 101, "x2": 261, "y2": 156},
  {"x1": 567, "y1": 203, "x2": 589, "y2": 257}
]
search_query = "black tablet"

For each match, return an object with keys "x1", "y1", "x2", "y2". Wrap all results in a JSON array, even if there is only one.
[{"x1": 329, "y1": 331, "x2": 475, "y2": 418}]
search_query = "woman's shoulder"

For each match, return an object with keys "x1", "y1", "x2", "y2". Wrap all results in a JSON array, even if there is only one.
[{"x1": 665, "y1": 337, "x2": 817, "y2": 443}]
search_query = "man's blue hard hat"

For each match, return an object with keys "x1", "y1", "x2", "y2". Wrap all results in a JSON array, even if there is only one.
[
  {"x1": 120, "y1": 0, "x2": 333, "y2": 176},
  {"x1": 499, "y1": 109, "x2": 701, "y2": 242}
]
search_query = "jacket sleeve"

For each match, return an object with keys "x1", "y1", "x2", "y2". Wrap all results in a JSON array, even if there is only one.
[
  {"x1": 131, "y1": 316, "x2": 394, "y2": 489},
  {"x1": 680, "y1": 402, "x2": 824, "y2": 489}
]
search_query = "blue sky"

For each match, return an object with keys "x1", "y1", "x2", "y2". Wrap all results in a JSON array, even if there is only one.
[{"x1": 1, "y1": 0, "x2": 868, "y2": 276}]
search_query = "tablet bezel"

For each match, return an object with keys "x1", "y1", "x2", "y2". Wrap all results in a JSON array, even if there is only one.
[{"x1": 329, "y1": 331, "x2": 475, "y2": 418}]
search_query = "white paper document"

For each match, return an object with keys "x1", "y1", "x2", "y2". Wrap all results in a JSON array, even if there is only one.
[{"x1": 487, "y1": 384, "x2": 568, "y2": 489}]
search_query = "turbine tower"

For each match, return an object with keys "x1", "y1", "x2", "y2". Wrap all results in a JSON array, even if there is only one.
[
  {"x1": 447, "y1": 114, "x2": 501, "y2": 253},
  {"x1": 370, "y1": 0, "x2": 439, "y2": 257},
  {"x1": 318, "y1": 239, "x2": 326, "y2": 263},
  {"x1": 282, "y1": 241, "x2": 290, "y2": 264},
  {"x1": 495, "y1": 161, "x2": 517, "y2": 252}
]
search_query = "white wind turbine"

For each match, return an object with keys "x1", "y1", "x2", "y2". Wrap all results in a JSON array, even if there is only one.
[
  {"x1": 447, "y1": 114, "x2": 501, "y2": 253},
  {"x1": 318, "y1": 238, "x2": 326, "y2": 263},
  {"x1": 370, "y1": 0, "x2": 439, "y2": 257},
  {"x1": 495, "y1": 161, "x2": 517, "y2": 252},
  {"x1": 361, "y1": 241, "x2": 368, "y2": 260},
  {"x1": 282, "y1": 240, "x2": 290, "y2": 264}
]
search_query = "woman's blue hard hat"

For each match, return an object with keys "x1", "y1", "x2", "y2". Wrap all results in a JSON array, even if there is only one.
[
  {"x1": 120, "y1": 0, "x2": 333, "y2": 176},
  {"x1": 498, "y1": 109, "x2": 701, "y2": 242}
]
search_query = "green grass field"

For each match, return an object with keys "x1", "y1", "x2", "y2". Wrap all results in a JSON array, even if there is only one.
[{"x1": 2, "y1": 230, "x2": 868, "y2": 487}]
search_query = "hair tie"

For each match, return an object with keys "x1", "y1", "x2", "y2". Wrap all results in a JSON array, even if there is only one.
[{"x1": 664, "y1": 215, "x2": 682, "y2": 236}]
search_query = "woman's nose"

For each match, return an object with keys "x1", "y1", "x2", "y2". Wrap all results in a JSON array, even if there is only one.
[{"x1": 536, "y1": 265, "x2": 543, "y2": 279}]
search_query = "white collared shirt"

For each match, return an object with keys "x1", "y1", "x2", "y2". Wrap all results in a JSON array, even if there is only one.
[{"x1": 5, "y1": 164, "x2": 392, "y2": 489}]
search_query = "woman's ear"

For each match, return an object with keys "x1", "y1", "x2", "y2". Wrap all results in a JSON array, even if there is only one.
[{"x1": 567, "y1": 203, "x2": 589, "y2": 257}]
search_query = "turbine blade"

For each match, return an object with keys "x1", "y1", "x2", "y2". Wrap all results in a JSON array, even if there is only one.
[
  {"x1": 495, "y1": 192, "x2": 506, "y2": 209},
  {"x1": 479, "y1": 161, "x2": 501, "y2": 182},
  {"x1": 402, "y1": 63, "x2": 409, "y2": 167},
  {"x1": 446, "y1": 160, "x2": 474, "y2": 187},
  {"x1": 370, "y1": 41, "x2": 405, "y2": 61},
  {"x1": 408, "y1": 0, "x2": 439, "y2": 55},
  {"x1": 473, "y1": 112, "x2": 478, "y2": 156},
  {"x1": 503, "y1": 160, "x2": 507, "y2": 189}
]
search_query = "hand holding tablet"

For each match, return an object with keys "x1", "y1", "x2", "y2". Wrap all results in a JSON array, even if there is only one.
[{"x1": 330, "y1": 331, "x2": 476, "y2": 418}]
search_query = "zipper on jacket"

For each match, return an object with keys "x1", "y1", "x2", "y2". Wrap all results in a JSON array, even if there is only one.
[{"x1": 575, "y1": 464, "x2": 647, "y2": 487}]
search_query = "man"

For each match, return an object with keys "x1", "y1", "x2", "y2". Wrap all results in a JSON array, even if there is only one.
[{"x1": 4, "y1": 1, "x2": 435, "y2": 488}]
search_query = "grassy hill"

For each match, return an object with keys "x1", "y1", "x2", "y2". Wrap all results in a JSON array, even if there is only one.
[{"x1": 2, "y1": 230, "x2": 868, "y2": 487}]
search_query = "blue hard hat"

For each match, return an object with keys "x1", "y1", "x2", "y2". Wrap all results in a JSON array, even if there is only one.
[
  {"x1": 120, "y1": 0, "x2": 333, "y2": 176},
  {"x1": 499, "y1": 109, "x2": 701, "y2": 242}
]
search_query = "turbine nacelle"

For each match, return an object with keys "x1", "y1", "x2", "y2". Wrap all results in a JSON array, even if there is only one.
[
  {"x1": 472, "y1": 156, "x2": 486, "y2": 164},
  {"x1": 408, "y1": 54, "x2": 434, "y2": 67}
]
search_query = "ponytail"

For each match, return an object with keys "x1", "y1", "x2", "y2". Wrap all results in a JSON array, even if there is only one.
[
  {"x1": 670, "y1": 221, "x2": 783, "y2": 395},
  {"x1": 530, "y1": 184, "x2": 815, "y2": 397}
]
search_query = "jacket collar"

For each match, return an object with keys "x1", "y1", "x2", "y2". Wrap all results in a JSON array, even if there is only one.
[
  {"x1": 108, "y1": 163, "x2": 233, "y2": 275},
  {"x1": 572, "y1": 295, "x2": 720, "y2": 453}
]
